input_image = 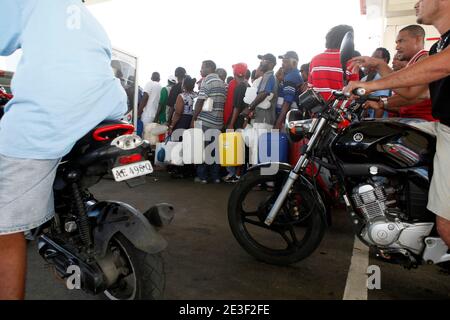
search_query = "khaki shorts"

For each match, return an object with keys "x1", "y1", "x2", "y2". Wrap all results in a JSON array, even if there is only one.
[{"x1": 412, "y1": 122, "x2": 450, "y2": 221}]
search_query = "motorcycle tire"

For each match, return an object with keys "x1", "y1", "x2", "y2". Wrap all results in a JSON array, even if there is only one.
[
  {"x1": 103, "y1": 234, "x2": 165, "y2": 300},
  {"x1": 228, "y1": 169, "x2": 327, "y2": 266}
]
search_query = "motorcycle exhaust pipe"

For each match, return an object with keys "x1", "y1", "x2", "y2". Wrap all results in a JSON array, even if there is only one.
[{"x1": 37, "y1": 235, "x2": 106, "y2": 294}]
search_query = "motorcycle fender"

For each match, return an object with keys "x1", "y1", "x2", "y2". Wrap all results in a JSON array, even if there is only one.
[
  {"x1": 249, "y1": 162, "x2": 328, "y2": 225},
  {"x1": 89, "y1": 201, "x2": 168, "y2": 258}
]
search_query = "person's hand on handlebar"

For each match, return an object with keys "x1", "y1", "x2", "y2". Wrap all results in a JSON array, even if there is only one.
[{"x1": 343, "y1": 81, "x2": 376, "y2": 98}]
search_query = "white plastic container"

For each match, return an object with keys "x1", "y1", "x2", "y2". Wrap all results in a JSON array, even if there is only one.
[
  {"x1": 182, "y1": 128, "x2": 204, "y2": 164},
  {"x1": 165, "y1": 142, "x2": 183, "y2": 166},
  {"x1": 155, "y1": 141, "x2": 183, "y2": 166},
  {"x1": 144, "y1": 123, "x2": 168, "y2": 145}
]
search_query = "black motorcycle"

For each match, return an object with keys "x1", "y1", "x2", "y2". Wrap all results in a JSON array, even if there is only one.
[
  {"x1": 27, "y1": 120, "x2": 175, "y2": 300},
  {"x1": 228, "y1": 33, "x2": 450, "y2": 269}
]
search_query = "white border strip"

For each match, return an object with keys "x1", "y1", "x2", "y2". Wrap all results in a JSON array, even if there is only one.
[{"x1": 343, "y1": 237, "x2": 370, "y2": 300}]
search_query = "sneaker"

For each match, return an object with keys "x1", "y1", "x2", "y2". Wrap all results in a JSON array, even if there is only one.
[
  {"x1": 228, "y1": 175, "x2": 240, "y2": 183},
  {"x1": 194, "y1": 177, "x2": 208, "y2": 184},
  {"x1": 213, "y1": 179, "x2": 221, "y2": 184},
  {"x1": 222, "y1": 174, "x2": 233, "y2": 182}
]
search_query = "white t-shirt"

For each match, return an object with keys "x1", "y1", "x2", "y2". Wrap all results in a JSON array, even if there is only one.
[{"x1": 141, "y1": 80, "x2": 162, "y2": 124}]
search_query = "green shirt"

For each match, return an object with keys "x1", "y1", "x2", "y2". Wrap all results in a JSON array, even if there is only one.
[{"x1": 158, "y1": 86, "x2": 170, "y2": 124}]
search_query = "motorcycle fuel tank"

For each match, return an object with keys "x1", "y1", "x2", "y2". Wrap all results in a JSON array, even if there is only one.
[{"x1": 331, "y1": 119, "x2": 436, "y2": 169}]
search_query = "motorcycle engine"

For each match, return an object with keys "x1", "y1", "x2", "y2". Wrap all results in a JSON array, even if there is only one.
[
  {"x1": 351, "y1": 178, "x2": 433, "y2": 254},
  {"x1": 352, "y1": 180, "x2": 400, "y2": 246}
]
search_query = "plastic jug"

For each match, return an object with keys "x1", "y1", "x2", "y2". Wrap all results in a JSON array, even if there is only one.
[{"x1": 219, "y1": 132, "x2": 245, "y2": 167}]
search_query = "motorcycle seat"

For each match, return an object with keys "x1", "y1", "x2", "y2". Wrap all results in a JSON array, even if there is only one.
[{"x1": 63, "y1": 120, "x2": 135, "y2": 162}]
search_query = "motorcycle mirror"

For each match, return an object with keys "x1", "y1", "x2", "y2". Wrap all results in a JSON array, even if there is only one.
[{"x1": 340, "y1": 31, "x2": 355, "y2": 85}]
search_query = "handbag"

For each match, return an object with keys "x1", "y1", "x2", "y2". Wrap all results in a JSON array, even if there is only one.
[
  {"x1": 256, "y1": 93, "x2": 274, "y2": 110},
  {"x1": 202, "y1": 97, "x2": 214, "y2": 112},
  {"x1": 194, "y1": 97, "x2": 214, "y2": 112}
]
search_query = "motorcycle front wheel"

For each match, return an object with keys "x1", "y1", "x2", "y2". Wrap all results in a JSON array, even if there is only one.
[
  {"x1": 228, "y1": 168, "x2": 327, "y2": 266},
  {"x1": 103, "y1": 234, "x2": 165, "y2": 300}
]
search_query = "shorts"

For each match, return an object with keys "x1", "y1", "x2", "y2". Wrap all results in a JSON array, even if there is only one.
[
  {"x1": 0, "y1": 154, "x2": 60, "y2": 235},
  {"x1": 412, "y1": 122, "x2": 450, "y2": 220}
]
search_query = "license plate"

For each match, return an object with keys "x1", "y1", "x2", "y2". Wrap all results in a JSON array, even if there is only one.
[{"x1": 112, "y1": 161, "x2": 153, "y2": 182}]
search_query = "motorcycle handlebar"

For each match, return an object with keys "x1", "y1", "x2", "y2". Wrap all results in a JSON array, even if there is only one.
[
  {"x1": 334, "y1": 88, "x2": 380, "y2": 102},
  {"x1": 353, "y1": 88, "x2": 366, "y2": 96}
]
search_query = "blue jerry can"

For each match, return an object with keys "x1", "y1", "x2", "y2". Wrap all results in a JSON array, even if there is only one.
[{"x1": 258, "y1": 132, "x2": 289, "y2": 164}]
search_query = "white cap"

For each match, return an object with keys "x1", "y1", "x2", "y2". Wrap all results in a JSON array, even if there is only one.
[{"x1": 168, "y1": 75, "x2": 177, "y2": 84}]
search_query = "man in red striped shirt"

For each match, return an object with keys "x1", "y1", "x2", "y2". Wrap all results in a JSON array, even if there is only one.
[{"x1": 309, "y1": 25, "x2": 357, "y2": 100}]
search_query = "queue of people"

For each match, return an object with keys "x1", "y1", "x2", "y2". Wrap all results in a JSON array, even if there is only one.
[{"x1": 137, "y1": 21, "x2": 438, "y2": 185}]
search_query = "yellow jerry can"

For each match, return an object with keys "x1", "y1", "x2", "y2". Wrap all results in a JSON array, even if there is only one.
[{"x1": 219, "y1": 132, "x2": 245, "y2": 167}]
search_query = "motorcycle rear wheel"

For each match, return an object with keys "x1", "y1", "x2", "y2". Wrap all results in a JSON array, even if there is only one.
[
  {"x1": 103, "y1": 234, "x2": 165, "y2": 300},
  {"x1": 228, "y1": 169, "x2": 327, "y2": 266}
]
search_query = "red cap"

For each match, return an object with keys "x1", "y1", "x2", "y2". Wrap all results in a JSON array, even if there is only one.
[{"x1": 232, "y1": 63, "x2": 248, "y2": 77}]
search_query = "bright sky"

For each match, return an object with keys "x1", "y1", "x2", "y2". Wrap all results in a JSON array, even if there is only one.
[{"x1": 1, "y1": 0, "x2": 381, "y2": 86}]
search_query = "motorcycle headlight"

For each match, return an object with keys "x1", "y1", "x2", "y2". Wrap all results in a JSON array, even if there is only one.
[{"x1": 298, "y1": 89, "x2": 326, "y2": 113}]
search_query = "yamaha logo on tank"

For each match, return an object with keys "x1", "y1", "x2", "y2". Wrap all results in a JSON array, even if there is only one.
[{"x1": 353, "y1": 133, "x2": 364, "y2": 142}]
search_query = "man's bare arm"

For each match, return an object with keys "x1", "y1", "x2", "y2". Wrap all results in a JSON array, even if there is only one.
[
  {"x1": 391, "y1": 55, "x2": 430, "y2": 100},
  {"x1": 138, "y1": 93, "x2": 149, "y2": 118}
]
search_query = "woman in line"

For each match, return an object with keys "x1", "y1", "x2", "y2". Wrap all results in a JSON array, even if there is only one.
[{"x1": 167, "y1": 76, "x2": 197, "y2": 179}]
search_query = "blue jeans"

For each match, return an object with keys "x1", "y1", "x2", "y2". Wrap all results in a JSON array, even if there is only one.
[
  {"x1": 137, "y1": 119, "x2": 144, "y2": 137},
  {"x1": 196, "y1": 126, "x2": 221, "y2": 181},
  {"x1": 226, "y1": 167, "x2": 237, "y2": 176}
]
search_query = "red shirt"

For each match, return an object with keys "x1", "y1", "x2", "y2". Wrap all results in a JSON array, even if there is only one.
[
  {"x1": 309, "y1": 49, "x2": 358, "y2": 101},
  {"x1": 398, "y1": 50, "x2": 435, "y2": 121},
  {"x1": 223, "y1": 79, "x2": 237, "y2": 125}
]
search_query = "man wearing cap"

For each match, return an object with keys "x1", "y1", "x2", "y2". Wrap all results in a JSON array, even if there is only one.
[
  {"x1": 274, "y1": 51, "x2": 303, "y2": 130},
  {"x1": 228, "y1": 63, "x2": 250, "y2": 130},
  {"x1": 156, "y1": 76, "x2": 177, "y2": 124},
  {"x1": 223, "y1": 74, "x2": 238, "y2": 128},
  {"x1": 224, "y1": 63, "x2": 249, "y2": 183},
  {"x1": 243, "y1": 54, "x2": 278, "y2": 129}
]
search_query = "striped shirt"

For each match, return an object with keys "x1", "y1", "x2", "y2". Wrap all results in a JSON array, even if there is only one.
[
  {"x1": 309, "y1": 49, "x2": 358, "y2": 101},
  {"x1": 198, "y1": 73, "x2": 227, "y2": 129}
]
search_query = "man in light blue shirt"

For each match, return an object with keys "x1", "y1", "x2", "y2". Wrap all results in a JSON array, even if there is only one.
[
  {"x1": 0, "y1": 0, "x2": 126, "y2": 299},
  {"x1": 361, "y1": 48, "x2": 391, "y2": 118}
]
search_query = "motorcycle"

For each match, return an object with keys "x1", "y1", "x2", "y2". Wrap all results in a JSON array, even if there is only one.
[
  {"x1": 26, "y1": 118, "x2": 175, "y2": 300},
  {"x1": 228, "y1": 32, "x2": 450, "y2": 269}
]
